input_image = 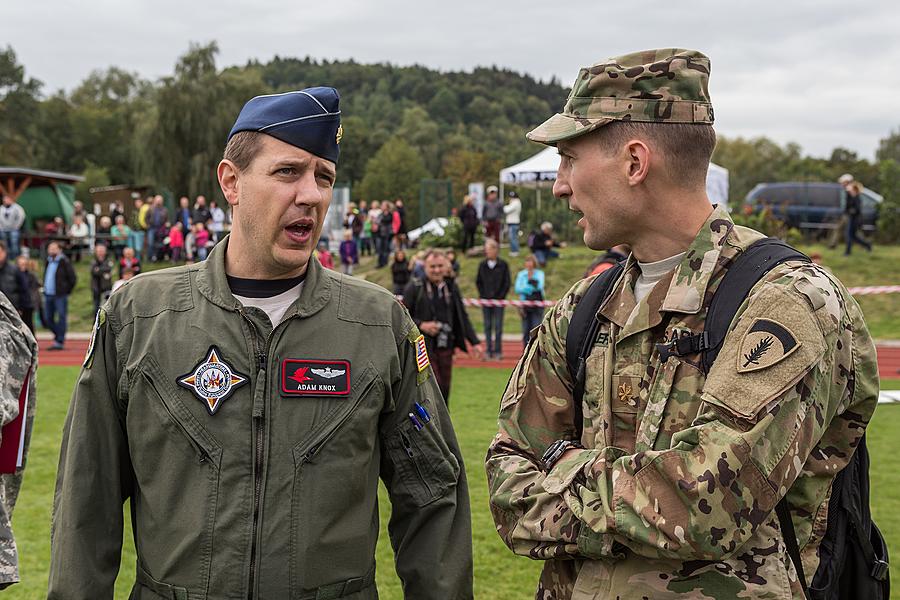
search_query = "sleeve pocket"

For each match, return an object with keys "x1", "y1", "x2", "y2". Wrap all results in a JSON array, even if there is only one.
[{"x1": 385, "y1": 416, "x2": 460, "y2": 507}]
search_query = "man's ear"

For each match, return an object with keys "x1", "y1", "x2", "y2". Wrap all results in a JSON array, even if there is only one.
[
  {"x1": 217, "y1": 160, "x2": 240, "y2": 207},
  {"x1": 624, "y1": 139, "x2": 651, "y2": 186}
]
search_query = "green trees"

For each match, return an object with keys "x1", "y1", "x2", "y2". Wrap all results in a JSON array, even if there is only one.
[{"x1": 1, "y1": 40, "x2": 898, "y2": 238}]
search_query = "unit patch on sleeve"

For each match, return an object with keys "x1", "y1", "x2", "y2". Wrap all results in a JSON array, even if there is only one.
[
  {"x1": 281, "y1": 359, "x2": 351, "y2": 396},
  {"x1": 178, "y1": 346, "x2": 249, "y2": 414},
  {"x1": 737, "y1": 318, "x2": 801, "y2": 373}
]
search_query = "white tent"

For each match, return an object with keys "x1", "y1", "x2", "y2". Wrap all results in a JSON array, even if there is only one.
[
  {"x1": 499, "y1": 146, "x2": 559, "y2": 211},
  {"x1": 499, "y1": 147, "x2": 730, "y2": 207}
]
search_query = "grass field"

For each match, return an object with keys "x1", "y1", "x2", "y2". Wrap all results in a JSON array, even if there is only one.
[
  {"x1": 7, "y1": 367, "x2": 900, "y2": 598},
  {"x1": 49, "y1": 241, "x2": 900, "y2": 340}
]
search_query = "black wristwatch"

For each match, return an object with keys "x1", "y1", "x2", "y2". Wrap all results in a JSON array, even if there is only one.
[{"x1": 542, "y1": 439, "x2": 582, "y2": 471}]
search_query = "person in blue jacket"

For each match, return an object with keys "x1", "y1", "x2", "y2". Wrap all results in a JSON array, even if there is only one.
[{"x1": 514, "y1": 254, "x2": 545, "y2": 347}]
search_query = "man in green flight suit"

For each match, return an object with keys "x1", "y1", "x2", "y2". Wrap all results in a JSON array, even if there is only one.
[
  {"x1": 50, "y1": 87, "x2": 473, "y2": 599},
  {"x1": 485, "y1": 49, "x2": 878, "y2": 599}
]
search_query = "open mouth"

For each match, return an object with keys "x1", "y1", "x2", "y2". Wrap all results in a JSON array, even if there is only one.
[{"x1": 284, "y1": 219, "x2": 315, "y2": 244}]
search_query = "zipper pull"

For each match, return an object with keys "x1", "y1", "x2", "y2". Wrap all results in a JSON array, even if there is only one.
[
  {"x1": 258, "y1": 354, "x2": 267, "y2": 372},
  {"x1": 400, "y1": 433, "x2": 414, "y2": 458}
]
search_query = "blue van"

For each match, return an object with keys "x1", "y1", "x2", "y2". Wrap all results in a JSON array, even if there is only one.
[{"x1": 744, "y1": 182, "x2": 881, "y2": 233}]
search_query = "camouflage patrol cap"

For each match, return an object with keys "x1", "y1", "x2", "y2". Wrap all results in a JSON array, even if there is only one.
[{"x1": 527, "y1": 48, "x2": 714, "y2": 145}]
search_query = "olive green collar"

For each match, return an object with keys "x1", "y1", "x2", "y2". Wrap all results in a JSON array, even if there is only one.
[{"x1": 195, "y1": 235, "x2": 332, "y2": 319}]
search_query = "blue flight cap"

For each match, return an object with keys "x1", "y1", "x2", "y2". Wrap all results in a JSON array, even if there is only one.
[{"x1": 227, "y1": 86, "x2": 342, "y2": 163}]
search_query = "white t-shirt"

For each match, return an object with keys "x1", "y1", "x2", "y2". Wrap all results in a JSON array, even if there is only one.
[
  {"x1": 633, "y1": 252, "x2": 685, "y2": 304},
  {"x1": 233, "y1": 281, "x2": 305, "y2": 327}
]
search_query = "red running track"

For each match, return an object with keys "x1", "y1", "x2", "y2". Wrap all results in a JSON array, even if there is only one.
[{"x1": 37, "y1": 339, "x2": 900, "y2": 379}]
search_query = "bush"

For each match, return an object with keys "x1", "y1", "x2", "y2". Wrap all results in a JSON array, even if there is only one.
[{"x1": 731, "y1": 205, "x2": 804, "y2": 245}]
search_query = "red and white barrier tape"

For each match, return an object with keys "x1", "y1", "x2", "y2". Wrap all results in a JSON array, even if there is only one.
[
  {"x1": 847, "y1": 286, "x2": 900, "y2": 296},
  {"x1": 462, "y1": 298, "x2": 553, "y2": 308}
]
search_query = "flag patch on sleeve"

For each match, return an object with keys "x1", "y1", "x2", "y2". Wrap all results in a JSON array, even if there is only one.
[{"x1": 414, "y1": 335, "x2": 430, "y2": 372}]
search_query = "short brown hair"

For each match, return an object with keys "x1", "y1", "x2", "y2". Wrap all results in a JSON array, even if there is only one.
[
  {"x1": 223, "y1": 131, "x2": 265, "y2": 171},
  {"x1": 595, "y1": 122, "x2": 716, "y2": 188}
]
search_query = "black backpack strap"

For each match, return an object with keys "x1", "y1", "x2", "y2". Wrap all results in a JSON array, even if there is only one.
[
  {"x1": 565, "y1": 263, "x2": 624, "y2": 439},
  {"x1": 776, "y1": 498, "x2": 810, "y2": 598},
  {"x1": 700, "y1": 237, "x2": 809, "y2": 373}
]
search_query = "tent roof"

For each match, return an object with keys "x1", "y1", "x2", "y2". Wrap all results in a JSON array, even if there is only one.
[
  {"x1": 0, "y1": 167, "x2": 84, "y2": 186},
  {"x1": 500, "y1": 146, "x2": 559, "y2": 184}
]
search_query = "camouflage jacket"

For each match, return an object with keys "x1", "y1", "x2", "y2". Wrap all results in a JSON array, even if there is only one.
[
  {"x1": 0, "y1": 292, "x2": 38, "y2": 589},
  {"x1": 485, "y1": 208, "x2": 879, "y2": 599}
]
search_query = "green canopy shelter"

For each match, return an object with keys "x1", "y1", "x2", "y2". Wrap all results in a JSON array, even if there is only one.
[{"x1": 0, "y1": 167, "x2": 83, "y2": 230}]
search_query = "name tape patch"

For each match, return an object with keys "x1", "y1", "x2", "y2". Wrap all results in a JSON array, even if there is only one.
[{"x1": 281, "y1": 359, "x2": 351, "y2": 396}]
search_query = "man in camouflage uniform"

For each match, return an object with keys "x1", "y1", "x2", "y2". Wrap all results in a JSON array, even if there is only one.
[
  {"x1": 485, "y1": 49, "x2": 878, "y2": 599},
  {"x1": 0, "y1": 291, "x2": 37, "y2": 588}
]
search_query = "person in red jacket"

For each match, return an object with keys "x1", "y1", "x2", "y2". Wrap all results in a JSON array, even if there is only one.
[{"x1": 168, "y1": 222, "x2": 185, "y2": 263}]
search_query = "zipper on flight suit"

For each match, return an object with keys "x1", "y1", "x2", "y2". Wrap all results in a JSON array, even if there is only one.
[{"x1": 239, "y1": 309, "x2": 272, "y2": 600}]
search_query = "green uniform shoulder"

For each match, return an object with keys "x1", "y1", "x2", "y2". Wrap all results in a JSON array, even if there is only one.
[{"x1": 326, "y1": 269, "x2": 416, "y2": 344}]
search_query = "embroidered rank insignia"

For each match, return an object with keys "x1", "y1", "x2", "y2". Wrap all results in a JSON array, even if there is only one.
[
  {"x1": 83, "y1": 308, "x2": 105, "y2": 369},
  {"x1": 281, "y1": 359, "x2": 350, "y2": 396},
  {"x1": 737, "y1": 318, "x2": 801, "y2": 373},
  {"x1": 335, "y1": 124, "x2": 343, "y2": 144},
  {"x1": 414, "y1": 334, "x2": 430, "y2": 372},
  {"x1": 178, "y1": 346, "x2": 248, "y2": 414}
]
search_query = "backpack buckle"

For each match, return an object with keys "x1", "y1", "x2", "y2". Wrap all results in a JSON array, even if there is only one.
[{"x1": 871, "y1": 559, "x2": 889, "y2": 581}]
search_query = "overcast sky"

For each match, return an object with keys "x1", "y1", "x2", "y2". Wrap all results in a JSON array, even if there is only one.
[{"x1": 7, "y1": 0, "x2": 898, "y2": 160}]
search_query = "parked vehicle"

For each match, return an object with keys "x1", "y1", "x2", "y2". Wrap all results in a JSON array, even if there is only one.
[{"x1": 744, "y1": 182, "x2": 881, "y2": 233}]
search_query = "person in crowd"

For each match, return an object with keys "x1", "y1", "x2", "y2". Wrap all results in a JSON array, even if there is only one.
[
  {"x1": 110, "y1": 214, "x2": 131, "y2": 259},
  {"x1": 14, "y1": 254, "x2": 39, "y2": 333},
  {"x1": 503, "y1": 191, "x2": 523, "y2": 256},
  {"x1": 459, "y1": 195, "x2": 479, "y2": 252},
  {"x1": 90, "y1": 242, "x2": 114, "y2": 315},
  {"x1": 358, "y1": 199, "x2": 368, "y2": 216},
  {"x1": 476, "y1": 238, "x2": 511, "y2": 361},
  {"x1": 411, "y1": 250, "x2": 426, "y2": 280},
  {"x1": 175, "y1": 196, "x2": 192, "y2": 233},
  {"x1": 108, "y1": 202, "x2": 124, "y2": 223},
  {"x1": 377, "y1": 201, "x2": 394, "y2": 268},
  {"x1": 529, "y1": 221, "x2": 561, "y2": 266},
  {"x1": 168, "y1": 221, "x2": 185, "y2": 264},
  {"x1": 118, "y1": 246, "x2": 141, "y2": 279},
  {"x1": 193, "y1": 221, "x2": 211, "y2": 261},
  {"x1": 394, "y1": 198, "x2": 407, "y2": 249},
  {"x1": 359, "y1": 209, "x2": 373, "y2": 256},
  {"x1": 482, "y1": 185, "x2": 503, "y2": 243},
  {"x1": 316, "y1": 240, "x2": 335, "y2": 270},
  {"x1": 147, "y1": 195, "x2": 169, "y2": 261},
  {"x1": 403, "y1": 249, "x2": 482, "y2": 403},
  {"x1": 129, "y1": 197, "x2": 147, "y2": 261},
  {"x1": 43, "y1": 241, "x2": 77, "y2": 350},
  {"x1": 208, "y1": 200, "x2": 226, "y2": 244},
  {"x1": 584, "y1": 244, "x2": 629, "y2": 277},
  {"x1": 446, "y1": 249, "x2": 461, "y2": 279},
  {"x1": 95, "y1": 215, "x2": 112, "y2": 246},
  {"x1": 67, "y1": 214, "x2": 90, "y2": 262},
  {"x1": 514, "y1": 254, "x2": 545, "y2": 348},
  {"x1": 0, "y1": 195, "x2": 26, "y2": 258},
  {"x1": 111, "y1": 267, "x2": 135, "y2": 294},
  {"x1": 0, "y1": 240, "x2": 30, "y2": 319},
  {"x1": 192, "y1": 195, "x2": 211, "y2": 228},
  {"x1": 367, "y1": 200, "x2": 383, "y2": 257},
  {"x1": 391, "y1": 249, "x2": 411, "y2": 296},
  {"x1": 344, "y1": 203, "x2": 363, "y2": 250},
  {"x1": 338, "y1": 229, "x2": 358, "y2": 275},
  {"x1": 72, "y1": 200, "x2": 86, "y2": 220},
  {"x1": 844, "y1": 179, "x2": 872, "y2": 255},
  {"x1": 44, "y1": 216, "x2": 66, "y2": 243}
]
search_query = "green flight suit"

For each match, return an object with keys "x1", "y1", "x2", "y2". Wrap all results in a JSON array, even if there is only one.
[{"x1": 49, "y1": 239, "x2": 473, "y2": 599}]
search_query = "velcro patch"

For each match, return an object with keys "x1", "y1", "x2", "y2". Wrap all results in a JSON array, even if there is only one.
[
  {"x1": 281, "y1": 359, "x2": 351, "y2": 396},
  {"x1": 737, "y1": 318, "x2": 800, "y2": 373}
]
